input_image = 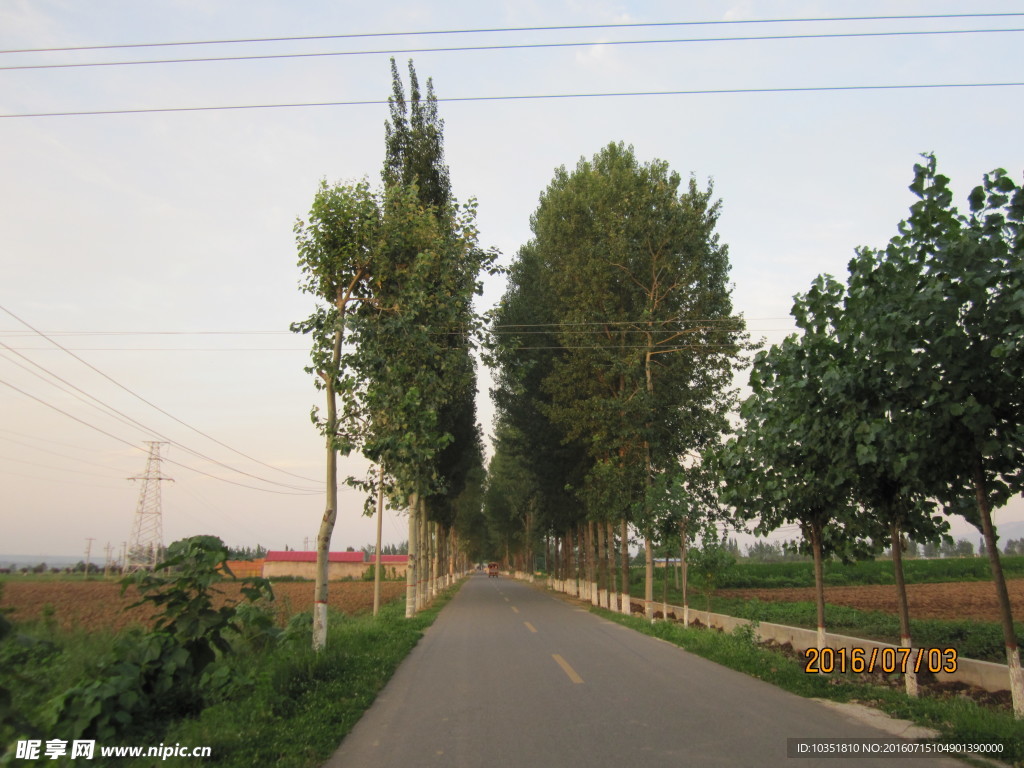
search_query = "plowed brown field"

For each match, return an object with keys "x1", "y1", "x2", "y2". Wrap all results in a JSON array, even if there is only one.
[
  {"x1": 717, "y1": 579, "x2": 1024, "y2": 623},
  {"x1": 0, "y1": 580, "x2": 406, "y2": 632}
]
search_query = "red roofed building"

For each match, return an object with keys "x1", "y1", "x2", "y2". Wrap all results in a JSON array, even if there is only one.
[
  {"x1": 366, "y1": 554, "x2": 408, "y2": 564},
  {"x1": 261, "y1": 550, "x2": 407, "y2": 580}
]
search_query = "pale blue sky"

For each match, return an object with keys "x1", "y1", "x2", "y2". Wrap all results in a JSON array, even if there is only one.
[{"x1": 1, "y1": 0, "x2": 1022, "y2": 557}]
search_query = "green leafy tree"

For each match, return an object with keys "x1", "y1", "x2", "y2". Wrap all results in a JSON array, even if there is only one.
[
  {"x1": 646, "y1": 462, "x2": 721, "y2": 624},
  {"x1": 484, "y1": 424, "x2": 541, "y2": 569},
  {"x1": 373, "y1": 58, "x2": 496, "y2": 611},
  {"x1": 343, "y1": 184, "x2": 474, "y2": 615},
  {"x1": 842, "y1": 156, "x2": 1024, "y2": 713},
  {"x1": 488, "y1": 238, "x2": 591, "y2": 593},
  {"x1": 717, "y1": 328, "x2": 874, "y2": 651},
  {"x1": 689, "y1": 537, "x2": 735, "y2": 612},
  {"x1": 514, "y1": 142, "x2": 745, "y2": 616},
  {"x1": 292, "y1": 179, "x2": 380, "y2": 650},
  {"x1": 788, "y1": 269, "x2": 948, "y2": 696},
  {"x1": 384, "y1": 58, "x2": 451, "y2": 210},
  {"x1": 746, "y1": 540, "x2": 785, "y2": 563},
  {"x1": 50, "y1": 536, "x2": 271, "y2": 741}
]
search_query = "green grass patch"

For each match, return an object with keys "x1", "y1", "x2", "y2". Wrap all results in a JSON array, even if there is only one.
[
  {"x1": 2, "y1": 585, "x2": 460, "y2": 768},
  {"x1": 133, "y1": 589, "x2": 458, "y2": 768},
  {"x1": 718, "y1": 556, "x2": 1024, "y2": 589},
  {"x1": 594, "y1": 607, "x2": 1024, "y2": 765},
  {"x1": 711, "y1": 597, "x2": 1023, "y2": 664},
  {"x1": 632, "y1": 556, "x2": 1024, "y2": 592}
]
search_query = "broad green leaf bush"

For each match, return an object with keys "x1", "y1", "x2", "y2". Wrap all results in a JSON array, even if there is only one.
[{"x1": 45, "y1": 536, "x2": 274, "y2": 742}]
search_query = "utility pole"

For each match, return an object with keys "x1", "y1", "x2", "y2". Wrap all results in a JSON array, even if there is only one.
[
  {"x1": 124, "y1": 441, "x2": 173, "y2": 573},
  {"x1": 103, "y1": 542, "x2": 112, "y2": 578},
  {"x1": 84, "y1": 537, "x2": 95, "y2": 580}
]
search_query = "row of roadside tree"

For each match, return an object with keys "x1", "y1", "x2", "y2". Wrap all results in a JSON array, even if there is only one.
[
  {"x1": 292, "y1": 60, "x2": 496, "y2": 649},
  {"x1": 486, "y1": 150, "x2": 1024, "y2": 717},
  {"x1": 289, "y1": 58, "x2": 1023, "y2": 717}
]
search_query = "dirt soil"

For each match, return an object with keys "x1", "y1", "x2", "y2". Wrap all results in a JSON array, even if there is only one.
[
  {"x1": 716, "y1": 579, "x2": 1024, "y2": 623},
  {"x1": 0, "y1": 580, "x2": 406, "y2": 633}
]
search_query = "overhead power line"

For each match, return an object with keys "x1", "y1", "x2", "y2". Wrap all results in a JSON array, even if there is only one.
[
  {"x1": 3, "y1": 81, "x2": 1021, "y2": 119},
  {"x1": 0, "y1": 376, "x2": 320, "y2": 495},
  {"x1": 0, "y1": 303, "x2": 323, "y2": 487},
  {"x1": 0, "y1": 347, "x2": 313, "y2": 352},
  {"x1": 0, "y1": 452, "x2": 121, "y2": 480},
  {"x1": 0, "y1": 429, "x2": 137, "y2": 473},
  {"x1": 0, "y1": 319, "x2": 793, "y2": 335},
  {"x1": 2, "y1": 12, "x2": 1021, "y2": 54},
  {"x1": 4, "y1": 27, "x2": 1021, "y2": 71},
  {"x1": 0, "y1": 342, "x2": 319, "y2": 491},
  {"x1": 0, "y1": 330, "x2": 296, "y2": 336}
]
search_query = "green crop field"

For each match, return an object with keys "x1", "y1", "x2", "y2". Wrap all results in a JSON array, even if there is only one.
[{"x1": 711, "y1": 555, "x2": 1024, "y2": 590}]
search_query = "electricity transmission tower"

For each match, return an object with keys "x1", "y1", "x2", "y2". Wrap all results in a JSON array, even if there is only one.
[{"x1": 124, "y1": 441, "x2": 173, "y2": 573}]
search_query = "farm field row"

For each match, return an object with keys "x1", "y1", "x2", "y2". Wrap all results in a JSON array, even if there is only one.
[
  {"x1": 716, "y1": 578, "x2": 1024, "y2": 623},
  {"x1": 0, "y1": 580, "x2": 405, "y2": 632},
  {"x1": 710, "y1": 555, "x2": 1024, "y2": 590}
]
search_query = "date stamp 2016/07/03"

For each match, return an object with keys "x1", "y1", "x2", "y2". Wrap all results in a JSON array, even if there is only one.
[{"x1": 803, "y1": 647, "x2": 958, "y2": 675}]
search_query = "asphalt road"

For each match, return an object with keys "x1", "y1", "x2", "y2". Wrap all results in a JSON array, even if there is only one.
[{"x1": 323, "y1": 575, "x2": 969, "y2": 768}]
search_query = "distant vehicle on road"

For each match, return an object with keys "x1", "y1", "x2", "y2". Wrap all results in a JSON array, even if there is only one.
[{"x1": 487, "y1": 562, "x2": 499, "y2": 578}]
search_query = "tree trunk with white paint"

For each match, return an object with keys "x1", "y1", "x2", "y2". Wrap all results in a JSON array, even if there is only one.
[
  {"x1": 312, "y1": 314, "x2": 345, "y2": 652},
  {"x1": 644, "y1": 533, "x2": 654, "y2": 620},
  {"x1": 588, "y1": 521, "x2": 598, "y2": 605},
  {"x1": 431, "y1": 521, "x2": 439, "y2": 600},
  {"x1": 973, "y1": 460, "x2": 1024, "y2": 717},
  {"x1": 405, "y1": 493, "x2": 418, "y2": 618},
  {"x1": 606, "y1": 520, "x2": 618, "y2": 612},
  {"x1": 662, "y1": 550, "x2": 670, "y2": 619},
  {"x1": 810, "y1": 520, "x2": 827, "y2": 654},
  {"x1": 373, "y1": 464, "x2": 384, "y2": 617},
  {"x1": 679, "y1": 519, "x2": 690, "y2": 626},
  {"x1": 620, "y1": 518, "x2": 630, "y2": 614},
  {"x1": 890, "y1": 521, "x2": 917, "y2": 697},
  {"x1": 418, "y1": 505, "x2": 429, "y2": 609}
]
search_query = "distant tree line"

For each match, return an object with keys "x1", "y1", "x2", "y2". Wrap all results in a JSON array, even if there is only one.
[
  {"x1": 360, "y1": 541, "x2": 409, "y2": 556},
  {"x1": 225, "y1": 545, "x2": 268, "y2": 561}
]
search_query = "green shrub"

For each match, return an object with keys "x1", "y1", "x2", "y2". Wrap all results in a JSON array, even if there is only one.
[{"x1": 46, "y1": 536, "x2": 274, "y2": 742}]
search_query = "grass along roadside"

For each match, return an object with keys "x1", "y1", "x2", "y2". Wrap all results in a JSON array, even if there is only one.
[
  {"x1": 627, "y1": 555, "x2": 1024, "y2": 595},
  {"x1": 707, "y1": 556, "x2": 1024, "y2": 590},
  {"x1": 126, "y1": 584, "x2": 462, "y2": 768},
  {"x1": 593, "y1": 606, "x2": 1024, "y2": 766},
  {"x1": 708, "y1": 596, "x2": 1024, "y2": 664},
  {"x1": 1, "y1": 580, "x2": 461, "y2": 768}
]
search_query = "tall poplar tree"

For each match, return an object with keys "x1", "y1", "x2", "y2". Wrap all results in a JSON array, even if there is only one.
[
  {"x1": 494, "y1": 142, "x2": 746, "y2": 613},
  {"x1": 489, "y1": 239, "x2": 591, "y2": 589},
  {"x1": 376, "y1": 58, "x2": 495, "y2": 613}
]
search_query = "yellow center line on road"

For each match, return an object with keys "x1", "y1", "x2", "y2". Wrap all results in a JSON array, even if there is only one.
[
  {"x1": 511, "y1": 606, "x2": 519, "y2": 613},
  {"x1": 524, "y1": 621, "x2": 537, "y2": 633},
  {"x1": 552, "y1": 654, "x2": 584, "y2": 684}
]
